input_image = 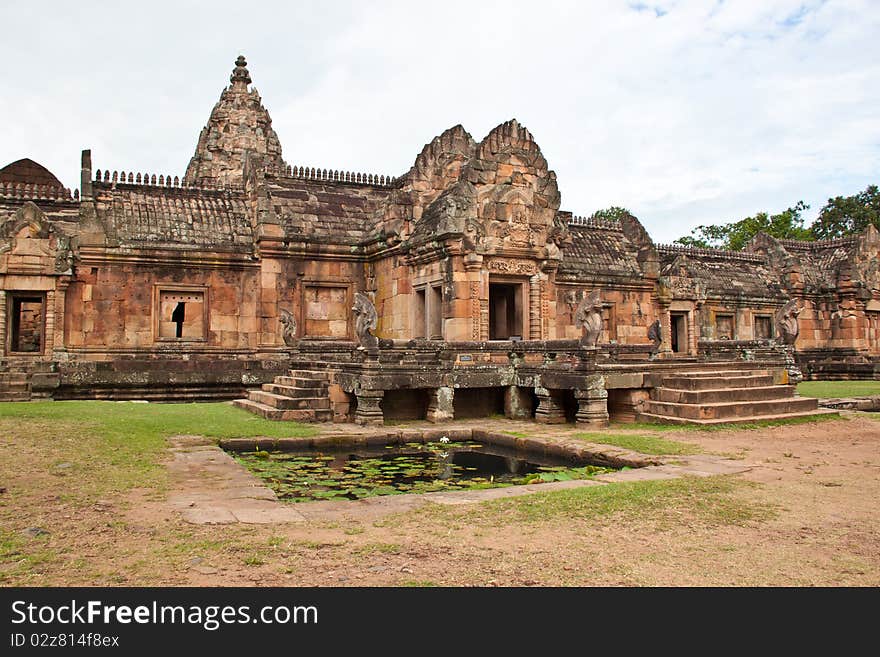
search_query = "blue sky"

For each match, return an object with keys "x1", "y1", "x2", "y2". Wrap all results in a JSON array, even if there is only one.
[{"x1": 2, "y1": 0, "x2": 878, "y2": 242}]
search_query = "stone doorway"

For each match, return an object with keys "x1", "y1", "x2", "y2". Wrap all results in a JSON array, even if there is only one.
[
  {"x1": 8, "y1": 293, "x2": 45, "y2": 354},
  {"x1": 489, "y1": 281, "x2": 524, "y2": 340},
  {"x1": 670, "y1": 312, "x2": 688, "y2": 353}
]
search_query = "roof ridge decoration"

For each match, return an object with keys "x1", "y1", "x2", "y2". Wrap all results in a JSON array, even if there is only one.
[
  {"x1": 282, "y1": 164, "x2": 398, "y2": 188},
  {"x1": 0, "y1": 181, "x2": 76, "y2": 201},
  {"x1": 93, "y1": 169, "x2": 242, "y2": 192},
  {"x1": 655, "y1": 242, "x2": 766, "y2": 263},
  {"x1": 776, "y1": 236, "x2": 858, "y2": 249},
  {"x1": 568, "y1": 215, "x2": 622, "y2": 230}
]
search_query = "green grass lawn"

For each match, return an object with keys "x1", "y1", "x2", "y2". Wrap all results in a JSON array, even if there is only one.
[
  {"x1": 573, "y1": 432, "x2": 701, "y2": 455},
  {"x1": 0, "y1": 401, "x2": 317, "y2": 497},
  {"x1": 797, "y1": 380, "x2": 880, "y2": 398}
]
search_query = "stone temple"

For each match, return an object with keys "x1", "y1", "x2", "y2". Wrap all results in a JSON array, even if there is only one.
[{"x1": 1, "y1": 56, "x2": 878, "y2": 425}]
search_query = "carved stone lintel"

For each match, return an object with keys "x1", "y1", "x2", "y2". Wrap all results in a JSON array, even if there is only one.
[
  {"x1": 355, "y1": 390, "x2": 384, "y2": 426},
  {"x1": 534, "y1": 386, "x2": 566, "y2": 424}
]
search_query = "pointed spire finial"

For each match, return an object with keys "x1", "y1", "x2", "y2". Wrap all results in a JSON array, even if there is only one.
[{"x1": 230, "y1": 55, "x2": 251, "y2": 90}]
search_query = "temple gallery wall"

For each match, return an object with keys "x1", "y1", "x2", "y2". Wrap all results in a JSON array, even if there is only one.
[{"x1": 2, "y1": 56, "x2": 877, "y2": 425}]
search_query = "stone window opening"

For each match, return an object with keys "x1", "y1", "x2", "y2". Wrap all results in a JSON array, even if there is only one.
[
  {"x1": 715, "y1": 313, "x2": 735, "y2": 340},
  {"x1": 754, "y1": 315, "x2": 773, "y2": 340},
  {"x1": 413, "y1": 283, "x2": 443, "y2": 340},
  {"x1": 8, "y1": 293, "x2": 45, "y2": 354},
  {"x1": 489, "y1": 281, "x2": 524, "y2": 340},
  {"x1": 156, "y1": 288, "x2": 206, "y2": 341}
]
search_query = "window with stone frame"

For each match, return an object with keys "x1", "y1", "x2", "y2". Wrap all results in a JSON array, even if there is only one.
[
  {"x1": 156, "y1": 288, "x2": 207, "y2": 341},
  {"x1": 303, "y1": 284, "x2": 349, "y2": 338},
  {"x1": 8, "y1": 292, "x2": 46, "y2": 354},
  {"x1": 754, "y1": 315, "x2": 773, "y2": 340},
  {"x1": 715, "y1": 313, "x2": 735, "y2": 340},
  {"x1": 413, "y1": 283, "x2": 443, "y2": 340},
  {"x1": 602, "y1": 302, "x2": 616, "y2": 343}
]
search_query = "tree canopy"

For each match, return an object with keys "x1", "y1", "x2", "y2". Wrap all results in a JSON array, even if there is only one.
[
  {"x1": 672, "y1": 184, "x2": 878, "y2": 250},
  {"x1": 674, "y1": 201, "x2": 813, "y2": 250},
  {"x1": 588, "y1": 206, "x2": 631, "y2": 222},
  {"x1": 811, "y1": 185, "x2": 880, "y2": 240}
]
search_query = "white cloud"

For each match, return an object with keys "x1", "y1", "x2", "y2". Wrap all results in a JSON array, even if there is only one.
[{"x1": 1, "y1": 0, "x2": 877, "y2": 242}]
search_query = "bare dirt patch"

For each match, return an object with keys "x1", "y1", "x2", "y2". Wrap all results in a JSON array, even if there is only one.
[{"x1": 2, "y1": 413, "x2": 878, "y2": 586}]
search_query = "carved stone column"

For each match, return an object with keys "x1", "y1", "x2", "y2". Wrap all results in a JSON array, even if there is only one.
[
  {"x1": 355, "y1": 390, "x2": 384, "y2": 426},
  {"x1": 426, "y1": 386, "x2": 454, "y2": 423},
  {"x1": 659, "y1": 305, "x2": 672, "y2": 354},
  {"x1": 51, "y1": 279, "x2": 70, "y2": 355},
  {"x1": 464, "y1": 254, "x2": 486, "y2": 341},
  {"x1": 0, "y1": 291, "x2": 6, "y2": 357},
  {"x1": 529, "y1": 274, "x2": 541, "y2": 340},
  {"x1": 534, "y1": 386, "x2": 566, "y2": 424},
  {"x1": 575, "y1": 375, "x2": 609, "y2": 428},
  {"x1": 504, "y1": 385, "x2": 532, "y2": 419}
]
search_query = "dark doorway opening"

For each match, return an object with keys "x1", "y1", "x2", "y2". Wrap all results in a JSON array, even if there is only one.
[
  {"x1": 9, "y1": 295, "x2": 44, "y2": 353},
  {"x1": 671, "y1": 313, "x2": 687, "y2": 353},
  {"x1": 489, "y1": 282, "x2": 522, "y2": 340},
  {"x1": 381, "y1": 389, "x2": 429, "y2": 421},
  {"x1": 453, "y1": 387, "x2": 505, "y2": 419}
]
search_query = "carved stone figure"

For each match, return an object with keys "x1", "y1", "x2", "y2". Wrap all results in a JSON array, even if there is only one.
[
  {"x1": 575, "y1": 289, "x2": 603, "y2": 347},
  {"x1": 774, "y1": 299, "x2": 800, "y2": 346},
  {"x1": 648, "y1": 319, "x2": 662, "y2": 350},
  {"x1": 279, "y1": 308, "x2": 297, "y2": 347},
  {"x1": 352, "y1": 292, "x2": 379, "y2": 351}
]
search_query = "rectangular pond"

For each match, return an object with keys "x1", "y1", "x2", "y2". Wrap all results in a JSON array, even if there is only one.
[{"x1": 228, "y1": 437, "x2": 619, "y2": 503}]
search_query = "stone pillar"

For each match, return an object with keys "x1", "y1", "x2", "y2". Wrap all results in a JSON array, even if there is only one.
[
  {"x1": 51, "y1": 279, "x2": 70, "y2": 355},
  {"x1": 534, "y1": 386, "x2": 566, "y2": 424},
  {"x1": 575, "y1": 375, "x2": 609, "y2": 428},
  {"x1": 504, "y1": 385, "x2": 532, "y2": 419},
  {"x1": 355, "y1": 390, "x2": 384, "y2": 426},
  {"x1": 659, "y1": 306, "x2": 672, "y2": 354},
  {"x1": 426, "y1": 386, "x2": 454, "y2": 423},
  {"x1": 44, "y1": 290, "x2": 55, "y2": 357},
  {"x1": 529, "y1": 275, "x2": 541, "y2": 340},
  {"x1": 464, "y1": 254, "x2": 486, "y2": 341},
  {"x1": 0, "y1": 292, "x2": 6, "y2": 357}
]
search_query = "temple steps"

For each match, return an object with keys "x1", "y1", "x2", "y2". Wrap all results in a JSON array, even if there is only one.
[
  {"x1": 660, "y1": 373, "x2": 775, "y2": 390},
  {"x1": 652, "y1": 384, "x2": 796, "y2": 404},
  {"x1": 638, "y1": 368, "x2": 834, "y2": 425},
  {"x1": 232, "y1": 399, "x2": 333, "y2": 422},
  {"x1": 234, "y1": 369, "x2": 333, "y2": 422},
  {"x1": 635, "y1": 408, "x2": 838, "y2": 426}
]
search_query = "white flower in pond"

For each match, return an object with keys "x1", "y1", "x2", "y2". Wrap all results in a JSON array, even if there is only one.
[{"x1": 439, "y1": 436, "x2": 450, "y2": 444}]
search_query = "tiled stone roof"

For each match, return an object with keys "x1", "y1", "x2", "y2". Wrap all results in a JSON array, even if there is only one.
[
  {"x1": 659, "y1": 248, "x2": 779, "y2": 298},
  {"x1": 267, "y1": 177, "x2": 391, "y2": 245},
  {"x1": 95, "y1": 182, "x2": 252, "y2": 249},
  {"x1": 559, "y1": 223, "x2": 643, "y2": 279}
]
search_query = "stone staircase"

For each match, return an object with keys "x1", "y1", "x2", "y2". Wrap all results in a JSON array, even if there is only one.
[
  {"x1": 233, "y1": 368, "x2": 333, "y2": 422},
  {"x1": 0, "y1": 358, "x2": 59, "y2": 401},
  {"x1": 637, "y1": 368, "x2": 836, "y2": 425}
]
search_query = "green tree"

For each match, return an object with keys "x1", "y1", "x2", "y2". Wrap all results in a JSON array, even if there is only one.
[
  {"x1": 811, "y1": 185, "x2": 880, "y2": 240},
  {"x1": 589, "y1": 206, "x2": 631, "y2": 222},
  {"x1": 674, "y1": 201, "x2": 813, "y2": 250}
]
